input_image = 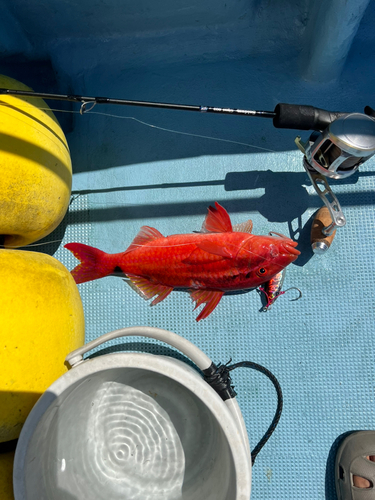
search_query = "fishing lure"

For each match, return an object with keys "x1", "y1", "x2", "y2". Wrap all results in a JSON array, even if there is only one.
[{"x1": 258, "y1": 269, "x2": 302, "y2": 312}]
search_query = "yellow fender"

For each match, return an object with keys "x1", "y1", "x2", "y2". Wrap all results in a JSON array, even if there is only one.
[
  {"x1": 0, "y1": 249, "x2": 85, "y2": 443},
  {"x1": 0, "y1": 75, "x2": 72, "y2": 248}
]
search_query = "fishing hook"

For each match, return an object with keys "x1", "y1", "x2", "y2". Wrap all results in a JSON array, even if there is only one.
[
  {"x1": 258, "y1": 285, "x2": 302, "y2": 312},
  {"x1": 283, "y1": 287, "x2": 302, "y2": 301}
]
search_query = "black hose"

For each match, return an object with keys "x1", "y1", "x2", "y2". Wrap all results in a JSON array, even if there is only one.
[
  {"x1": 203, "y1": 359, "x2": 283, "y2": 465},
  {"x1": 228, "y1": 361, "x2": 283, "y2": 464}
]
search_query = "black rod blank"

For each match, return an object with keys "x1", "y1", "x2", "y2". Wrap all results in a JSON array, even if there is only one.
[{"x1": 0, "y1": 88, "x2": 276, "y2": 118}]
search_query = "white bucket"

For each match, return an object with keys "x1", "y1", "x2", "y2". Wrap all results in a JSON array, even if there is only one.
[{"x1": 13, "y1": 327, "x2": 252, "y2": 500}]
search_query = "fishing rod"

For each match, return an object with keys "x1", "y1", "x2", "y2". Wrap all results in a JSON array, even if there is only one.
[
  {"x1": 1, "y1": 87, "x2": 375, "y2": 252},
  {"x1": 0, "y1": 87, "x2": 362, "y2": 130},
  {"x1": 0, "y1": 88, "x2": 276, "y2": 119}
]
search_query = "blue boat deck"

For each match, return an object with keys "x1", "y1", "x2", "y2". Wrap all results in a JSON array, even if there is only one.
[{"x1": 1, "y1": 0, "x2": 375, "y2": 498}]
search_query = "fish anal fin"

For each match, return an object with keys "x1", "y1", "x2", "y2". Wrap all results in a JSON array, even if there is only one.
[
  {"x1": 125, "y1": 274, "x2": 173, "y2": 305},
  {"x1": 201, "y1": 202, "x2": 233, "y2": 233},
  {"x1": 233, "y1": 220, "x2": 253, "y2": 234},
  {"x1": 125, "y1": 226, "x2": 163, "y2": 253},
  {"x1": 190, "y1": 289, "x2": 224, "y2": 321}
]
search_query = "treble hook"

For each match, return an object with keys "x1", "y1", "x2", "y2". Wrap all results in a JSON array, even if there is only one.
[
  {"x1": 258, "y1": 285, "x2": 302, "y2": 312},
  {"x1": 282, "y1": 287, "x2": 303, "y2": 302},
  {"x1": 80, "y1": 101, "x2": 97, "y2": 114}
]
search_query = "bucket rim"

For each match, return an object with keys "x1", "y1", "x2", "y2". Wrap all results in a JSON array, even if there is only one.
[{"x1": 13, "y1": 351, "x2": 251, "y2": 500}]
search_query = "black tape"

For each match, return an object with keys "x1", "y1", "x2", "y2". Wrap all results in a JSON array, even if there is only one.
[{"x1": 202, "y1": 362, "x2": 237, "y2": 401}]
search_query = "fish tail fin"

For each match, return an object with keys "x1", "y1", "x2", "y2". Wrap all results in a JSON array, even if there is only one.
[{"x1": 64, "y1": 243, "x2": 114, "y2": 284}]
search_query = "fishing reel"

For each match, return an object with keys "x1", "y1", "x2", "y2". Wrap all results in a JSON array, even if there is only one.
[{"x1": 294, "y1": 109, "x2": 375, "y2": 253}]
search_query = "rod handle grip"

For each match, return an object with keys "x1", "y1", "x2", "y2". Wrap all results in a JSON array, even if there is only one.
[
  {"x1": 273, "y1": 103, "x2": 346, "y2": 130},
  {"x1": 311, "y1": 207, "x2": 336, "y2": 254},
  {"x1": 364, "y1": 105, "x2": 375, "y2": 118}
]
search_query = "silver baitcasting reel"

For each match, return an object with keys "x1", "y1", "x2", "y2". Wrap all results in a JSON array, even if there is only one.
[{"x1": 295, "y1": 112, "x2": 375, "y2": 253}]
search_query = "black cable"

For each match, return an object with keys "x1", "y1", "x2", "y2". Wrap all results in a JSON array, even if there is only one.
[
  {"x1": 203, "y1": 359, "x2": 283, "y2": 465},
  {"x1": 227, "y1": 361, "x2": 283, "y2": 465}
]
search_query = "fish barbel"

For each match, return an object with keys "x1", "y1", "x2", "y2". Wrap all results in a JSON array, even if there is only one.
[{"x1": 65, "y1": 202, "x2": 300, "y2": 320}]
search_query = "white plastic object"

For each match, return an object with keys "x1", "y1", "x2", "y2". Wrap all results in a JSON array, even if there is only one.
[
  {"x1": 13, "y1": 326, "x2": 252, "y2": 500},
  {"x1": 66, "y1": 326, "x2": 213, "y2": 369}
]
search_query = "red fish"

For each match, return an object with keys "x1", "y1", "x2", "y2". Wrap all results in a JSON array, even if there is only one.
[{"x1": 65, "y1": 202, "x2": 300, "y2": 321}]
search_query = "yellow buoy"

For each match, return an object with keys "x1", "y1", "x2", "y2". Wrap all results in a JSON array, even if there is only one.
[
  {"x1": 0, "y1": 249, "x2": 85, "y2": 443},
  {"x1": 0, "y1": 75, "x2": 72, "y2": 248}
]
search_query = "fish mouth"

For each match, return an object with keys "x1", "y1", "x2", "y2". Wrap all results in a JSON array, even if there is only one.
[
  {"x1": 282, "y1": 241, "x2": 301, "y2": 256},
  {"x1": 270, "y1": 232, "x2": 300, "y2": 256}
]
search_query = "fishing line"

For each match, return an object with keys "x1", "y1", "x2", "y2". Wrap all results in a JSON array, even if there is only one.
[
  {"x1": 88, "y1": 110, "x2": 277, "y2": 152},
  {"x1": 3, "y1": 235, "x2": 271, "y2": 259},
  {"x1": 0, "y1": 239, "x2": 65, "y2": 249},
  {"x1": 0, "y1": 102, "x2": 284, "y2": 250},
  {"x1": 64, "y1": 237, "x2": 279, "y2": 265},
  {"x1": 0, "y1": 102, "x2": 278, "y2": 153},
  {"x1": 1, "y1": 235, "x2": 280, "y2": 261},
  {"x1": 1, "y1": 218, "x2": 285, "y2": 256}
]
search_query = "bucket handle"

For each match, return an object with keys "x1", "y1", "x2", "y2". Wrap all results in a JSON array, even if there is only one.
[
  {"x1": 66, "y1": 326, "x2": 212, "y2": 370},
  {"x1": 65, "y1": 326, "x2": 251, "y2": 467}
]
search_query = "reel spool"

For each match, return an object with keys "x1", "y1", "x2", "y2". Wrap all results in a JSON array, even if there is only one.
[
  {"x1": 301, "y1": 113, "x2": 375, "y2": 180},
  {"x1": 295, "y1": 112, "x2": 375, "y2": 253}
]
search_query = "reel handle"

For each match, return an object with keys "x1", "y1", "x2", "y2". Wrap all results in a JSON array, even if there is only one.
[{"x1": 311, "y1": 206, "x2": 337, "y2": 254}]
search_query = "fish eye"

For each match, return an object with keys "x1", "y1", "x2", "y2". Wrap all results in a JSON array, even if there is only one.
[{"x1": 257, "y1": 267, "x2": 267, "y2": 276}]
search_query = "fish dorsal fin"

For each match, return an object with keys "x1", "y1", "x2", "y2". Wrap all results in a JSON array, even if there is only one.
[
  {"x1": 233, "y1": 220, "x2": 253, "y2": 234},
  {"x1": 201, "y1": 202, "x2": 233, "y2": 233},
  {"x1": 125, "y1": 226, "x2": 163, "y2": 253}
]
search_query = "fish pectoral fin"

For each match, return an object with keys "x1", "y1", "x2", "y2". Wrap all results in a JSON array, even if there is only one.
[
  {"x1": 201, "y1": 202, "x2": 233, "y2": 233},
  {"x1": 190, "y1": 289, "x2": 224, "y2": 321},
  {"x1": 196, "y1": 241, "x2": 235, "y2": 258},
  {"x1": 125, "y1": 226, "x2": 164, "y2": 254},
  {"x1": 233, "y1": 219, "x2": 253, "y2": 234},
  {"x1": 124, "y1": 274, "x2": 173, "y2": 305},
  {"x1": 182, "y1": 245, "x2": 231, "y2": 265}
]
